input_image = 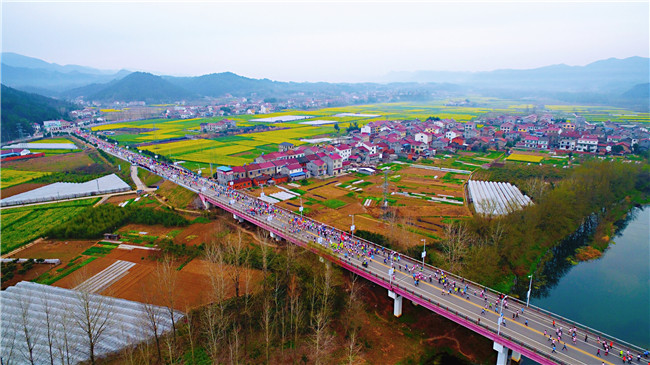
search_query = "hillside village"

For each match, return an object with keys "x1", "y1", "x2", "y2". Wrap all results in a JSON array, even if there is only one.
[{"x1": 213, "y1": 114, "x2": 650, "y2": 189}]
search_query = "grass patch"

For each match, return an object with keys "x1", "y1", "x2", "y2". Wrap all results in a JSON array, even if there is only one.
[
  {"x1": 157, "y1": 180, "x2": 198, "y2": 208},
  {"x1": 191, "y1": 216, "x2": 211, "y2": 224},
  {"x1": 320, "y1": 199, "x2": 347, "y2": 209},
  {"x1": 81, "y1": 246, "x2": 115, "y2": 257},
  {"x1": 290, "y1": 188, "x2": 307, "y2": 195}
]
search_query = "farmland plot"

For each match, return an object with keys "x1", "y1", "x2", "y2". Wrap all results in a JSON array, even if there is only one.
[
  {"x1": 0, "y1": 169, "x2": 51, "y2": 189},
  {"x1": 0, "y1": 199, "x2": 98, "y2": 254}
]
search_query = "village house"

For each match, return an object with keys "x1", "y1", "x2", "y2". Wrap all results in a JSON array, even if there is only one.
[
  {"x1": 201, "y1": 119, "x2": 236, "y2": 132},
  {"x1": 279, "y1": 142, "x2": 295, "y2": 152},
  {"x1": 576, "y1": 136, "x2": 599, "y2": 153},
  {"x1": 322, "y1": 153, "x2": 343, "y2": 176},
  {"x1": 306, "y1": 159, "x2": 327, "y2": 177}
]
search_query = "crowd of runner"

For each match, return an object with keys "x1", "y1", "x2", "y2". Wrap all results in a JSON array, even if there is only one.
[{"x1": 78, "y1": 130, "x2": 649, "y2": 364}]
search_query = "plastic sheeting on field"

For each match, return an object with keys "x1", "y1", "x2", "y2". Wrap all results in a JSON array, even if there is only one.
[{"x1": 0, "y1": 174, "x2": 130, "y2": 206}]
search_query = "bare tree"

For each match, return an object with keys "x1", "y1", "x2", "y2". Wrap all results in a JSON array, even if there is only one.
[
  {"x1": 522, "y1": 177, "x2": 548, "y2": 201},
  {"x1": 262, "y1": 294, "x2": 272, "y2": 364},
  {"x1": 228, "y1": 323, "x2": 241, "y2": 365},
  {"x1": 140, "y1": 295, "x2": 163, "y2": 362},
  {"x1": 1, "y1": 318, "x2": 19, "y2": 365},
  {"x1": 18, "y1": 296, "x2": 37, "y2": 365},
  {"x1": 72, "y1": 285, "x2": 114, "y2": 365},
  {"x1": 203, "y1": 241, "x2": 231, "y2": 361},
  {"x1": 489, "y1": 221, "x2": 506, "y2": 248},
  {"x1": 53, "y1": 301, "x2": 73, "y2": 365},
  {"x1": 41, "y1": 293, "x2": 55, "y2": 365},
  {"x1": 345, "y1": 331, "x2": 362, "y2": 365},
  {"x1": 344, "y1": 275, "x2": 363, "y2": 365},
  {"x1": 136, "y1": 333, "x2": 152, "y2": 365},
  {"x1": 155, "y1": 254, "x2": 179, "y2": 348},
  {"x1": 443, "y1": 221, "x2": 471, "y2": 273},
  {"x1": 225, "y1": 231, "x2": 246, "y2": 298},
  {"x1": 184, "y1": 309, "x2": 197, "y2": 365},
  {"x1": 311, "y1": 264, "x2": 334, "y2": 365},
  {"x1": 476, "y1": 198, "x2": 500, "y2": 218},
  {"x1": 118, "y1": 325, "x2": 139, "y2": 365}
]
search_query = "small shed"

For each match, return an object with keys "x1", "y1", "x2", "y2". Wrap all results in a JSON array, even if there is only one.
[{"x1": 103, "y1": 233, "x2": 120, "y2": 241}]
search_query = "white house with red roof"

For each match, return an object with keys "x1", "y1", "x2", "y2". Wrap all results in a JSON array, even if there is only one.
[{"x1": 576, "y1": 136, "x2": 598, "y2": 153}]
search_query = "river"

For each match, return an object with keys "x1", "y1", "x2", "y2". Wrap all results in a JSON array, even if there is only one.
[{"x1": 530, "y1": 205, "x2": 650, "y2": 350}]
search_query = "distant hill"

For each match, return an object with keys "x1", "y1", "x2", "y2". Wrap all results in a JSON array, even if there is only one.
[
  {"x1": 2, "y1": 52, "x2": 121, "y2": 75},
  {"x1": 384, "y1": 57, "x2": 650, "y2": 93},
  {"x1": 164, "y1": 72, "x2": 440, "y2": 98},
  {"x1": 86, "y1": 72, "x2": 197, "y2": 103},
  {"x1": 1, "y1": 52, "x2": 130, "y2": 94},
  {"x1": 165, "y1": 72, "x2": 285, "y2": 97},
  {"x1": 622, "y1": 83, "x2": 649, "y2": 99},
  {"x1": 1, "y1": 85, "x2": 75, "y2": 142}
]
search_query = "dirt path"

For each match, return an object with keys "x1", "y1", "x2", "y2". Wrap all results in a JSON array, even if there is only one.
[
  {"x1": 130, "y1": 165, "x2": 148, "y2": 191},
  {"x1": 422, "y1": 332, "x2": 476, "y2": 361}
]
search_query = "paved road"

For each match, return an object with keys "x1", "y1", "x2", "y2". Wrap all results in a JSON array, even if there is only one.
[{"x1": 78, "y1": 130, "x2": 648, "y2": 365}]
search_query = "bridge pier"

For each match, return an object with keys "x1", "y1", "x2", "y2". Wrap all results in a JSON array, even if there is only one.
[
  {"x1": 510, "y1": 351, "x2": 521, "y2": 363},
  {"x1": 199, "y1": 195, "x2": 212, "y2": 210},
  {"x1": 493, "y1": 342, "x2": 511, "y2": 365},
  {"x1": 388, "y1": 290, "x2": 403, "y2": 317}
]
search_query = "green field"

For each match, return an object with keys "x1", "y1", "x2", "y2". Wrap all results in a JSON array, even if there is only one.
[
  {"x1": 27, "y1": 149, "x2": 82, "y2": 156},
  {"x1": 0, "y1": 169, "x2": 51, "y2": 189},
  {"x1": 0, "y1": 198, "x2": 99, "y2": 254}
]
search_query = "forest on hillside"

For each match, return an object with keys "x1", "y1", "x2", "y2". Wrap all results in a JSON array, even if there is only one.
[{"x1": 1, "y1": 84, "x2": 75, "y2": 141}]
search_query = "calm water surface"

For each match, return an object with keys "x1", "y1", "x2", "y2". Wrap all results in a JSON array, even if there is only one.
[{"x1": 530, "y1": 206, "x2": 650, "y2": 349}]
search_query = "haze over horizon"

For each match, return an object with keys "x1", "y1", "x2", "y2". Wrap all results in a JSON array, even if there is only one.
[{"x1": 2, "y1": 1, "x2": 648, "y2": 83}]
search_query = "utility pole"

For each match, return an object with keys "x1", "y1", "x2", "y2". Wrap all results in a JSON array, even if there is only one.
[
  {"x1": 382, "y1": 170, "x2": 389, "y2": 210},
  {"x1": 497, "y1": 295, "x2": 507, "y2": 335},
  {"x1": 421, "y1": 239, "x2": 426, "y2": 268},
  {"x1": 299, "y1": 197, "x2": 303, "y2": 218},
  {"x1": 526, "y1": 274, "x2": 533, "y2": 307},
  {"x1": 349, "y1": 214, "x2": 355, "y2": 236}
]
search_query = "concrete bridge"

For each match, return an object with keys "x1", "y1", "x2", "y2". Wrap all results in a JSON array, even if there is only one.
[{"x1": 80, "y1": 131, "x2": 647, "y2": 365}]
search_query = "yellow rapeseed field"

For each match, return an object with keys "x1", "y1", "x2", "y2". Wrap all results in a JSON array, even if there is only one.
[
  {"x1": 506, "y1": 154, "x2": 544, "y2": 163},
  {"x1": 1, "y1": 169, "x2": 51, "y2": 189}
]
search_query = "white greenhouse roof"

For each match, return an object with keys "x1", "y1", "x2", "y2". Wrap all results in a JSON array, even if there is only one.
[
  {"x1": 0, "y1": 281, "x2": 183, "y2": 365},
  {"x1": 0, "y1": 174, "x2": 130, "y2": 206},
  {"x1": 3, "y1": 143, "x2": 78, "y2": 150},
  {"x1": 250, "y1": 115, "x2": 313, "y2": 123},
  {"x1": 468, "y1": 180, "x2": 533, "y2": 216}
]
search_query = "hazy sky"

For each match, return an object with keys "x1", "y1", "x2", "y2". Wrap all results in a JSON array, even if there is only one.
[{"x1": 2, "y1": 1, "x2": 649, "y2": 82}]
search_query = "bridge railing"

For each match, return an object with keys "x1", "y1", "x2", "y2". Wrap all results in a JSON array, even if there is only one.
[{"x1": 84, "y1": 131, "x2": 648, "y2": 357}]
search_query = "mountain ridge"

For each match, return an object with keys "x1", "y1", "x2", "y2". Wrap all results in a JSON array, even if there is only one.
[{"x1": 2, "y1": 53, "x2": 648, "y2": 109}]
